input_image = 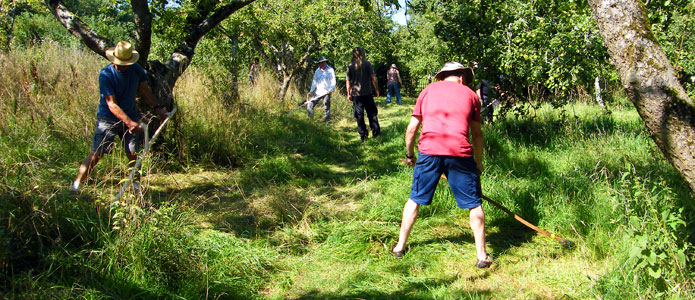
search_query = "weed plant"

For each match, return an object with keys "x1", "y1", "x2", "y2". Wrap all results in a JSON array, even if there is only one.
[{"x1": 1, "y1": 43, "x2": 694, "y2": 299}]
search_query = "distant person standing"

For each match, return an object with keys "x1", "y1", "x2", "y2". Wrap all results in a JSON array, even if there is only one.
[
  {"x1": 386, "y1": 64, "x2": 403, "y2": 105},
  {"x1": 473, "y1": 62, "x2": 493, "y2": 123},
  {"x1": 346, "y1": 47, "x2": 380, "y2": 141},
  {"x1": 477, "y1": 79, "x2": 493, "y2": 123},
  {"x1": 306, "y1": 56, "x2": 336, "y2": 122},
  {"x1": 249, "y1": 58, "x2": 260, "y2": 86},
  {"x1": 71, "y1": 41, "x2": 167, "y2": 192},
  {"x1": 391, "y1": 62, "x2": 491, "y2": 268}
]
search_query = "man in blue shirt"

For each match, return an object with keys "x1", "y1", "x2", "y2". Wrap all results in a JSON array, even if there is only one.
[{"x1": 71, "y1": 41, "x2": 167, "y2": 192}]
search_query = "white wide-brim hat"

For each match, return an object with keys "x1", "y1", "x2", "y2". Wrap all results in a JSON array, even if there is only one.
[
  {"x1": 105, "y1": 41, "x2": 140, "y2": 66},
  {"x1": 434, "y1": 62, "x2": 465, "y2": 80}
]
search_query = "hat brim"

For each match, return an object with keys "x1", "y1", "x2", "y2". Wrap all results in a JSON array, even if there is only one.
[
  {"x1": 318, "y1": 59, "x2": 328, "y2": 63},
  {"x1": 434, "y1": 68, "x2": 467, "y2": 80},
  {"x1": 105, "y1": 48, "x2": 139, "y2": 66},
  {"x1": 434, "y1": 70, "x2": 448, "y2": 80}
]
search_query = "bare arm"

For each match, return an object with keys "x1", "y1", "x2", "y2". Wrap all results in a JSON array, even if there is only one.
[
  {"x1": 138, "y1": 82, "x2": 167, "y2": 119},
  {"x1": 105, "y1": 95, "x2": 140, "y2": 132},
  {"x1": 346, "y1": 73, "x2": 353, "y2": 102},
  {"x1": 397, "y1": 70, "x2": 402, "y2": 86},
  {"x1": 470, "y1": 120, "x2": 484, "y2": 174},
  {"x1": 405, "y1": 116, "x2": 422, "y2": 166},
  {"x1": 371, "y1": 74, "x2": 379, "y2": 98}
]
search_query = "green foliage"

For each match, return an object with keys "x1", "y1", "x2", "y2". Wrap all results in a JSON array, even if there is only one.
[
  {"x1": 391, "y1": 10, "x2": 447, "y2": 82},
  {"x1": 617, "y1": 172, "x2": 692, "y2": 295},
  {"x1": 399, "y1": 0, "x2": 694, "y2": 106},
  {"x1": 4, "y1": 0, "x2": 133, "y2": 49},
  {"x1": 428, "y1": 0, "x2": 611, "y2": 101},
  {"x1": 11, "y1": 12, "x2": 77, "y2": 46},
  {"x1": 230, "y1": 0, "x2": 393, "y2": 90},
  {"x1": 647, "y1": 0, "x2": 695, "y2": 98},
  {"x1": 0, "y1": 0, "x2": 43, "y2": 49}
]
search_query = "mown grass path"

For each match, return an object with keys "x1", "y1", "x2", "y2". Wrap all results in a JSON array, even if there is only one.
[{"x1": 149, "y1": 98, "x2": 613, "y2": 299}]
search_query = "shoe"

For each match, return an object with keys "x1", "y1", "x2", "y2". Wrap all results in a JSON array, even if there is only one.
[
  {"x1": 475, "y1": 256, "x2": 494, "y2": 269},
  {"x1": 391, "y1": 247, "x2": 406, "y2": 260},
  {"x1": 69, "y1": 181, "x2": 80, "y2": 194}
]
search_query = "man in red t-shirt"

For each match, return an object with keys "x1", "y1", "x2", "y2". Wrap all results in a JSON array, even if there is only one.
[{"x1": 391, "y1": 62, "x2": 491, "y2": 268}]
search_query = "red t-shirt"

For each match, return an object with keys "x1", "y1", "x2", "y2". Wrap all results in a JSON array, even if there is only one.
[{"x1": 412, "y1": 81, "x2": 481, "y2": 157}]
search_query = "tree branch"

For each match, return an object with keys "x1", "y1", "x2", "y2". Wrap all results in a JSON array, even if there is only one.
[
  {"x1": 44, "y1": 0, "x2": 113, "y2": 57},
  {"x1": 166, "y1": 0, "x2": 254, "y2": 81},
  {"x1": 130, "y1": 0, "x2": 152, "y2": 64}
]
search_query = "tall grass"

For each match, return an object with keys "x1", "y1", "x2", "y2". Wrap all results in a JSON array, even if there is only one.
[{"x1": 1, "y1": 43, "x2": 693, "y2": 299}]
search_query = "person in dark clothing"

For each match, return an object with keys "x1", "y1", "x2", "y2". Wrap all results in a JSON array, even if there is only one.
[
  {"x1": 386, "y1": 64, "x2": 403, "y2": 105},
  {"x1": 472, "y1": 62, "x2": 493, "y2": 124},
  {"x1": 346, "y1": 47, "x2": 380, "y2": 141},
  {"x1": 477, "y1": 79, "x2": 493, "y2": 123}
]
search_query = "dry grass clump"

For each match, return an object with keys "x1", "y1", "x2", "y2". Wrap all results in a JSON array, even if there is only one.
[{"x1": 0, "y1": 41, "x2": 102, "y2": 139}]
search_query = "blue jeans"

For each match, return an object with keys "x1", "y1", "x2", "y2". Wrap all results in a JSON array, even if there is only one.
[
  {"x1": 307, "y1": 94, "x2": 331, "y2": 121},
  {"x1": 386, "y1": 83, "x2": 402, "y2": 104}
]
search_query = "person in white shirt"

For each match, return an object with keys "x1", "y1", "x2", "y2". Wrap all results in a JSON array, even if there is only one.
[{"x1": 307, "y1": 56, "x2": 336, "y2": 121}]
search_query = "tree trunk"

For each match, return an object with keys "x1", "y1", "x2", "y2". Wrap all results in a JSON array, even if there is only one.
[
  {"x1": 594, "y1": 76, "x2": 606, "y2": 110},
  {"x1": 278, "y1": 74, "x2": 292, "y2": 102},
  {"x1": 589, "y1": 0, "x2": 695, "y2": 193},
  {"x1": 5, "y1": 7, "x2": 16, "y2": 50}
]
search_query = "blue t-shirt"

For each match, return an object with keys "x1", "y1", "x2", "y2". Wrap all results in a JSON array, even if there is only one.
[{"x1": 96, "y1": 63, "x2": 148, "y2": 122}]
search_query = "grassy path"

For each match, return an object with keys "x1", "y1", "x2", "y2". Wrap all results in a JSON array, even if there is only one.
[{"x1": 148, "y1": 99, "x2": 612, "y2": 299}]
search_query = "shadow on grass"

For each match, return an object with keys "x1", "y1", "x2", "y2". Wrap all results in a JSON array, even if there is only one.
[
  {"x1": 150, "y1": 104, "x2": 412, "y2": 237},
  {"x1": 293, "y1": 274, "x2": 491, "y2": 300}
]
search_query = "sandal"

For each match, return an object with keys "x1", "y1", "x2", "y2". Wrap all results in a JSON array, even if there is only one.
[
  {"x1": 391, "y1": 247, "x2": 406, "y2": 260},
  {"x1": 475, "y1": 256, "x2": 494, "y2": 269}
]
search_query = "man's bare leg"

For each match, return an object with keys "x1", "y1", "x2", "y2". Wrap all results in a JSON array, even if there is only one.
[
  {"x1": 393, "y1": 199, "x2": 420, "y2": 253},
  {"x1": 469, "y1": 205, "x2": 488, "y2": 261},
  {"x1": 73, "y1": 151, "x2": 103, "y2": 189}
]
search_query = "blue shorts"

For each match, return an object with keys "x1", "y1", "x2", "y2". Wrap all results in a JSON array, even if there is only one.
[
  {"x1": 409, "y1": 153, "x2": 482, "y2": 209},
  {"x1": 91, "y1": 116, "x2": 142, "y2": 154}
]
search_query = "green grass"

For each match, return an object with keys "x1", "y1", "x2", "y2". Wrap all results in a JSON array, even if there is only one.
[{"x1": 1, "y1": 44, "x2": 694, "y2": 299}]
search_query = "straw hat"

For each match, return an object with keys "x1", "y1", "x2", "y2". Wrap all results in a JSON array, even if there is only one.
[
  {"x1": 391, "y1": 64, "x2": 397, "y2": 69},
  {"x1": 434, "y1": 62, "x2": 466, "y2": 80},
  {"x1": 317, "y1": 56, "x2": 328, "y2": 63},
  {"x1": 105, "y1": 41, "x2": 140, "y2": 66}
]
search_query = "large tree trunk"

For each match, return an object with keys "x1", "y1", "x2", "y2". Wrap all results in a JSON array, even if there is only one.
[{"x1": 589, "y1": 0, "x2": 695, "y2": 193}]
